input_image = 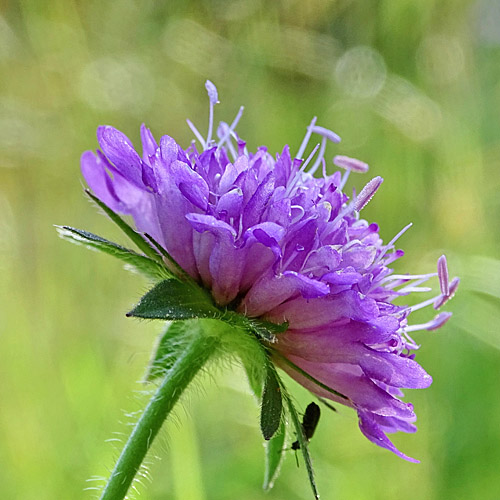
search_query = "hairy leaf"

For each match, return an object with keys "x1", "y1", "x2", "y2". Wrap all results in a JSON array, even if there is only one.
[
  {"x1": 57, "y1": 226, "x2": 169, "y2": 281},
  {"x1": 260, "y1": 364, "x2": 283, "y2": 440},
  {"x1": 85, "y1": 189, "x2": 162, "y2": 262},
  {"x1": 263, "y1": 420, "x2": 286, "y2": 491}
]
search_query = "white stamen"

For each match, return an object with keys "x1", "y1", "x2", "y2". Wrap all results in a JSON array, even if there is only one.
[
  {"x1": 338, "y1": 169, "x2": 351, "y2": 190},
  {"x1": 308, "y1": 137, "x2": 327, "y2": 177},
  {"x1": 218, "y1": 123, "x2": 238, "y2": 159},
  {"x1": 406, "y1": 312, "x2": 452, "y2": 332},
  {"x1": 399, "y1": 286, "x2": 433, "y2": 293},
  {"x1": 217, "y1": 106, "x2": 244, "y2": 148},
  {"x1": 207, "y1": 103, "x2": 214, "y2": 145},
  {"x1": 372, "y1": 223, "x2": 412, "y2": 268},
  {"x1": 286, "y1": 143, "x2": 320, "y2": 196},
  {"x1": 381, "y1": 273, "x2": 437, "y2": 284},
  {"x1": 187, "y1": 119, "x2": 206, "y2": 149},
  {"x1": 296, "y1": 117, "x2": 318, "y2": 159},
  {"x1": 396, "y1": 277, "x2": 433, "y2": 293},
  {"x1": 406, "y1": 295, "x2": 441, "y2": 313}
]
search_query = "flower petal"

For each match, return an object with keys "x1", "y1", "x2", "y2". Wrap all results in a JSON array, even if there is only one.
[
  {"x1": 358, "y1": 410, "x2": 419, "y2": 463},
  {"x1": 97, "y1": 126, "x2": 143, "y2": 186}
]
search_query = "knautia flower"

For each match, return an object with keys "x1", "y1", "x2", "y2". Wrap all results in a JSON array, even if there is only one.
[{"x1": 69, "y1": 80, "x2": 457, "y2": 499}]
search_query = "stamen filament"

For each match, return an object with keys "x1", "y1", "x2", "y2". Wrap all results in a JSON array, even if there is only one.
[
  {"x1": 372, "y1": 223, "x2": 412, "y2": 268},
  {"x1": 187, "y1": 119, "x2": 206, "y2": 149},
  {"x1": 217, "y1": 106, "x2": 245, "y2": 149},
  {"x1": 309, "y1": 137, "x2": 327, "y2": 177},
  {"x1": 296, "y1": 117, "x2": 318, "y2": 159}
]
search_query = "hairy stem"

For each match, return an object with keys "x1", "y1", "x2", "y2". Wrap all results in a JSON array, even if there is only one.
[{"x1": 99, "y1": 333, "x2": 218, "y2": 500}]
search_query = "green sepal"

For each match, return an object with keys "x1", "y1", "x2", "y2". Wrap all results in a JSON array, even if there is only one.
[
  {"x1": 145, "y1": 321, "x2": 199, "y2": 382},
  {"x1": 127, "y1": 279, "x2": 220, "y2": 321},
  {"x1": 85, "y1": 189, "x2": 162, "y2": 263},
  {"x1": 246, "y1": 317, "x2": 289, "y2": 341},
  {"x1": 56, "y1": 226, "x2": 170, "y2": 281},
  {"x1": 284, "y1": 391, "x2": 320, "y2": 500},
  {"x1": 263, "y1": 419, "x2": 286, "y2": 491},
  {"x1": 260, "y1": 364, "x2": 283, "y2": 440},
  {"x1": 222, "y1": 310, "x2": 288, "y2": 342}
]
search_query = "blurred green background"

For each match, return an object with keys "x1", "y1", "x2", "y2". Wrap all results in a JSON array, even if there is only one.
[{"x1": 1, "y1": 1, "x2": 500, "y2": 499}]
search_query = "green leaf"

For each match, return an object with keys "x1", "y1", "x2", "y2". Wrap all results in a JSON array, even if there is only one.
[
  {"x1": 57, "y1": 226, "x2": 169, "y2": 281},
  {"x1": 242, "y1": 358, "x2": 265, "y2": 400},
  {"x1": 260, "y1": 364, "x2": 283, "y2": 440},
  {"x1": 142, "y1": 232, "x2": 190, "y2": 279},
  {"x1": 127, "y1": 279, "x2": 220, "y2": 321},
  {"x1": 284, "y1": 392, "x2": 320, "y2": 500},
  {"x1": 263, "y1": 419, "x2": 286, "y2": 491},
  {"x1": 145, "y1": 321, "x2": 202, "y2": 382},
  {"x1": 85, "y1": 189, "x2": 162, "y2": 262}
]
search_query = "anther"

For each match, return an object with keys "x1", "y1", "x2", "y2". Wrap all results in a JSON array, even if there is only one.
[
  {"x1": 310, "y1": 125, "x2": 341, "y2": 143},
  {"x1": 354, "y1": 176, "x2": 383, "y2": 212},
  {"x1": 334, "y1": 155, "x2": 369, "y2": 173},
  {"x1": 437, "y1": 255, "x2": 449, "y2": 296},
  {"x1": 205, "y1": 80, "x2": 219, "y2": 105}
]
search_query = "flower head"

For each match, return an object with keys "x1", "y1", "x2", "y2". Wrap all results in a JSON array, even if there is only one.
[{"x1": 82, "y1": 81, "x2": 457, "y2": 461}]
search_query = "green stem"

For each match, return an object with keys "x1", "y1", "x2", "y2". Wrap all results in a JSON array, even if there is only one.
[{"x1": 99, "y1": 333, "x2": 218, "y2": 500}]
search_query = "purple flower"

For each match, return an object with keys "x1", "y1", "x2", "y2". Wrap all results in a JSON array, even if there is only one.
[{"x1": 82, "y1": 81, "x2": 457, "y2": 462}]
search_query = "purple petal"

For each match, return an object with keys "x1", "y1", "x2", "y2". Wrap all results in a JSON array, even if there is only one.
[
  {"x1": 140, "y1": 124, "x2": 158, "y2": 163},
  {"x1": 186, "y1": 213, "x2": 242, "y2": 305},
  {"x1": 358, "y1": 410, "x2": 419, "y2": 463},
  {"x1": 266, "y1": 290, "x2": 379, "y2": 329},
  {"x1": 341, "y1": 245, "x2": 377, "y2": 269},
  {"x1": 305, "y1": 245, "x2": 342, "y2": 273},
  {"x1": 241, "y1": 271, "x2": 328, "y2": 317},
  {"x1": 216, "y1": 188, "x2": 243, "y2": 219},
  {"x1": 238, "y1": 223, "x2": 286, "y2": 292},
  {"x1": 322, "y1": 269, "x2": 363, "y2": 286},
  {"x1": 97, "y1": 126, "x2": 143, "y2": 187},
  {"x1": 358, "y1": 348, "x2": 432, "y2": 389},
  {"x1": 242, "y1": 171, "x2": 275, "y2": 231},
  {"x1": 277, "y1": 354, "x2": 415, "y2": 419},
  {"x1": 81, "y1": 151, "x2": 121, "y2": 211},
  {"x1": 274, "y1": 331, "x2": 431, "y2": 390},
  {"x1": 171, "y1": 160, "x2": 209, "y2": 211}
]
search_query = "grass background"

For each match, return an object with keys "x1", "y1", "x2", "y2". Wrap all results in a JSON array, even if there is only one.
[{"x1": 1, "y1": 1, "x2": 500, "y2": 499}]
